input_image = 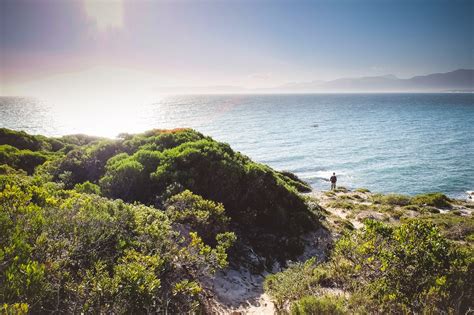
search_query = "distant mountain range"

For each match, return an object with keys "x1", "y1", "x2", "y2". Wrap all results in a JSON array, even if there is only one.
[
  {"x1": 275, "y1": 69, "x2": 474, "y2": 93},
  {"x1": 156, "y1": 69, "x2": 474, "y2": 94}
]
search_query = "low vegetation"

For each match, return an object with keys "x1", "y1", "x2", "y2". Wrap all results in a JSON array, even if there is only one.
[
  {"x1": 0, "y1": 128, "x2": 317, "y2": 312},
  {"x1": 372, "y1": 191, "x2": 452, "y2": 209},
  {"x1": 0, "y1": 145, "x2": 48, "y2": 174},
  {"x1": 265, "y1": 220, "x2": 473, "y2": 314},
  {"x1": 2, "y1": 128, "x2": 472, "y2": 313},
  {"x1": 404, "y1": 213, "x2": 474, "y2": 242},
  {"x1": 0, "y1": 174, "x2": 235, "y2": 313},
  {"x1": 290, "y1": 294, "x2": 345, "y2": 315},
  {"x1": 43, "y1": 128, "x2": 316, "y2": 239},
  {"x1": 411, "y1": 192, "x2": 452, "y2": 208}
]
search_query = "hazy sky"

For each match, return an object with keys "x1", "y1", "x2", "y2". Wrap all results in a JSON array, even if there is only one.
[{"x1": 1, "y1": 0, "x2": 473, "y2": 98}]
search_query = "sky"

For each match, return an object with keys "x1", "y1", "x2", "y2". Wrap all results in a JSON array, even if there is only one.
[{"x1": 1, "y1": 0, "x2": 473, "y2": 99}]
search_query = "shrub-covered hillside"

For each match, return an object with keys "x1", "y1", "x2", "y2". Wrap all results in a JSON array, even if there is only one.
[
  {"x1": 1, "y1": 128, "x2": 316, "y2": 239},
  {"x1": 264, "y1": 188, "x2": 474, "y2": 314},
  {"x1": 0, "y1": 128, "x2": 319, "y2": 312},
  {"x1": 0, "y1": 173, "x2": 235, "y2": 313}
]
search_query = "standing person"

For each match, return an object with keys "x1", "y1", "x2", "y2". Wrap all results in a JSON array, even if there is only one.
[{"x1": 330, "y1": 172, "x2": 337, "y2": 190}]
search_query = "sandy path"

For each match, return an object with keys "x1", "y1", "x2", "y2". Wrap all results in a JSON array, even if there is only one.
[
  {"x1": 203, "y1": 226, "x2": 332, "y2": 314},
  {"x1": 203, "y1": 268, "x2": 275, "y2": 314}
]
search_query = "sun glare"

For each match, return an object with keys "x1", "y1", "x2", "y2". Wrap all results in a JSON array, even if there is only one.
[{"x1": 83, "y1": 0, "x2": 124, "y2": 31}]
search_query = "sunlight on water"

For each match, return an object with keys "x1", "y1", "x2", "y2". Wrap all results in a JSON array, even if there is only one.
[
  {"x1": 26, "y1": 95, "x2": 165, "y2": 138},
  {"x1": 29, "y1": 94, "x2": 246, "y2": 138},
  {"x1": 49, "y1": 105, "x2": 148, "y2": 138}
]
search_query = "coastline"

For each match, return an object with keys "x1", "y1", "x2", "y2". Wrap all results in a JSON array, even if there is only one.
[
  {"x1": 1, "y1": 127, "x2": 472, "y2": 314},
  {"x1": 2, "y1": 93, "x2": 473, "y2": 197},
  {"x1": 206, "y1": 187, "x2": 473, "y2": 313}
]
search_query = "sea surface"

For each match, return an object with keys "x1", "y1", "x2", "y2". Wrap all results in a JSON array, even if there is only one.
[{"x1": 1, "y1": 93, "x2": 473, "y2": 198}]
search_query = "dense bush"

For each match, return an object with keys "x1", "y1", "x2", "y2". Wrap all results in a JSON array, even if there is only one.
[
  {"x1": 0, "y1": 174, "x2": 235, "y2": 313},
  {"x1": 165, "y1": 190, "x2": 229, "y2": 243},
  {"x1": 74, "y1": 181, "x2": 101, "y2": 194},
  {"x1": 378, "y1": 193, "x2": 412, "y2": 206},
  {"x1": 264, "y1": 258, "x2": 320, "y2": 309},
  {"x1": 100, "y1": 155, "x2": 145, "y2": 201},
  {"x1": 265, "y1": 220, "x2": 473, "y2": 314},
  {"x1": 277, "y1": 170, "x2": 312, "y2": 192},
  {"x1": 403, "y1": 212, "x2": 474, "y2": 242},
  {"x1": 150, "y1": 139, "x2": 315, "y2": 234},
  {"x1": 0, "y1": 164, "x2": 27, "y2": 175},
  {"x1": 35, "y1": 129, "x2": 316, "y2": 240},
  {"x1": 371, "y1": 192, "x2": 452, "y2": 209},
  {"x1": 290, "y1": 295, "x2": 346, "y2": 315},
  {"x1": 58, "y1": 134, "x2": 104, "y2": 147},
  {"x1": 333, "y1": 220, "x2": 472, "y2": 313},
  {"x1": 326, "y1": 200, "x2": 355, "y2": 210},
  {"x1": 0, "y1": 128, "x2": 54, "y2": 151},
  {"x1": 0, "y1": 145, "x2": 48, "y2": 174},
  {"x1": 52, "y1": 140, "x2": 125, "y2": 187},
  {"x1": 121, "y1": 128, "x2": 206, "y2": 152},
  {"x1": 98, "y1": 148, "x2": 164, "y2": 202},
  {"x1": 1, "y1": 128, "x2": 317, "y2": 262},
  {"x1": 411, "y1": 192, "x2": 451, "y2": 208}
]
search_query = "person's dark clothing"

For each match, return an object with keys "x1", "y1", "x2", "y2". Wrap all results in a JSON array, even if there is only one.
[{"x1": 330, "y1": 175, "x2": 337, "y2": 190}]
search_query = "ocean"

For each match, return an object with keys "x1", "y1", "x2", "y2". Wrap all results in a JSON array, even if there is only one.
[{"x1": 1, "y1": 93, "x2": 473, "y2": 198}]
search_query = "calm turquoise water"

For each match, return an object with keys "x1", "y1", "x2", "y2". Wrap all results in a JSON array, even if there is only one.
[{"x1": 1, "y1": 94, "x2": 473, "y2": 198}]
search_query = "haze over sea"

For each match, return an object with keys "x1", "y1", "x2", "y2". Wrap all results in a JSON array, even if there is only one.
[{"x1": 1, "y1": 93, "x2": 473, "y2": 198}]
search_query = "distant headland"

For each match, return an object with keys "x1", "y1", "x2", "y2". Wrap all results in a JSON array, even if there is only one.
[{"x1": 156, "y1": 69, "x2": 474, "y2": 94}]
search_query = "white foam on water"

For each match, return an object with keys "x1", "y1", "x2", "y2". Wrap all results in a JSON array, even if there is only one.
[{"x1": 298, "y1": 170, "x2": 346, "y2": 180}]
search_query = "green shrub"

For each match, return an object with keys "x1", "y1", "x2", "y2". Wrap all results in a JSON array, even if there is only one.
[
  {"x1": 326, "y1": 200, "x2": 354, "y2": 210},
  {"x1": 44, "y1": 129, "x2": 318, "y2": 250},
  {"x1": 264, "y1": 258, "x2": 319, "y2": 309},
  {"x1": 59, "y1": 134, "x2": 104, "y2": 146},
  {"x1": 15, "y1": 151, "x2": 48, "y2": 174},
  {"x1": 355, "y1": 188, "x2": 370, "y2": 193},
  {"x1": 381, "y1": 193, "x2": 412, "y2": 206},
  {"x1": 0, "y1": 164, "x2": 27, "y2": 175},
  {"x1": 0, "y1": 128, "x2": 51, "y2": 151},
  {"x1": 267, "y1": 219, "x2": 473, "y2": 314},
  {"x1": 333, "y1": 218, "x2": 355, "y2": 231},
  {"x1": 150, "y1": 138, "x2": 316, "y2": 236},
  {"x1": 339, "y1": 194, "x2": 354, "y2": 200},
  {"x1": 324, "y1": 191, "x2": 336, "y2": 197},
  {"x1": 291, "y1": 295, "x2": 346, "y2": 315},
  {"x1": 425, "y1": 206, "x2": 441, "y2": 214},
  {"x1": 100, "y1": 158, "x2": 145, "y2": 202},
  {"x1": 0, "y1": 177, "x2": 235, "y2": 313},
  {"x1": 411, "y1": 192, "x2": 451, "y2": 208},
  {"x1": 404, "y1": 213, "x2": 474, "y2": 242},
  {"x1": 1, "y1": 303, "x2": 29, "y2": 315},
  {"x1": 334, "y1": 187, "x2": 348, "y2": 193},
  {"x1": 387, "y1": 208, "x2": 404, "y2": 220},
  {"x1": 332, "y1": 220, "x2": 473, "y2": 313},
  {"x1": 403, "y1": 204, "x2": 422, "y2": 211},
  {"x1": 165, "y1": 190, "x2": 229, "y2": 243},
  {"x1": 372, "y1": 193, "x2": 411, "y2": 206},
  {"x1": 74, "y1": 181, "x2": 101, "y2": 195},
  {"x1": 0, "y1": 145, "x2": 48, "y2": 174},
  {"x1": 277, "y1": 171, "x2": 312, "y2": 193},
  {"x1": 53, "y1": 140, "x2": 125, "y2": 187},
  {"x1": 122, "y1": 128, "x2": 206, "y2": 153}
]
